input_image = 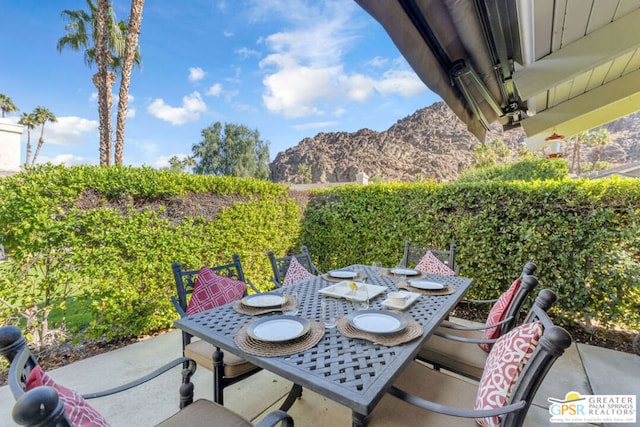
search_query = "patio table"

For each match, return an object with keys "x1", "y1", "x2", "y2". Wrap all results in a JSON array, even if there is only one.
[{"x1": 174, "y1": 265, "x2": 473, "y2": 427}]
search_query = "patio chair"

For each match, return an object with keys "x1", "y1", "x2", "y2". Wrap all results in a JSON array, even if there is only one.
[
  {"x1": 401, "y1": 241, "x2": 459, "y2": 274},
  {"x1": 0, "y1": 244, "x2": 8, "y2": 262},
  {"x1": 367, "y1": 303, "x2": 573, "y2": 426},
  {"x1": 171, "y1": 255, "x2": 262, "y2": 405},
  {"x1": 268, "y1": 245, "x2": 322, "y2": 287},
  {"x1": 417, "y1": 288, "x2": 556, "y2": 380},
  {"x1": 417, "y1": 264, "x2": 539, "y2": 377},
  {"x1": 0, "y1": 325, "x2": 294, "y2": 427}
]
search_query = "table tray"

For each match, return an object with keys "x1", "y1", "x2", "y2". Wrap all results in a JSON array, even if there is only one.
[{"x1": 318, "y1": 281, "x2": 386, "y2": 301}]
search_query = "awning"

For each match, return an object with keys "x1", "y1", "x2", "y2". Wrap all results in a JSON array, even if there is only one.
[{"x1": 355, "y1": 0, "x2": 640, "y2": 151}]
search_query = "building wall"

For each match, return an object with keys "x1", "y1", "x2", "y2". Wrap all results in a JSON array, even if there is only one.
[{"x1": 0, "y1": 120, "x2": 22, "y2": 175}]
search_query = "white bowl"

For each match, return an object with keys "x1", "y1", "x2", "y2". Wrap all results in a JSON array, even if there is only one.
[{"x1": 387, "y1": 291, "x2": 410, "y2": 306}]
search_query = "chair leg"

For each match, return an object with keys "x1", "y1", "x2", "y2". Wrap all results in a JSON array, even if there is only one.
[
  {"x1": 213, "y1": 348, "x2": 224, "y2": 405},
  {"x1": 279, "y1": 383, "x2": 303, "y2": 411},
  {"x1": 179, "y1": 361, "x2": 196, "y2": 409}
]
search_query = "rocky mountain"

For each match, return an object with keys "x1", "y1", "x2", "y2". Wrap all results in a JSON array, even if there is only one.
[{"x1": 269, "y1": 101, "x2": 640, "y2": 183}]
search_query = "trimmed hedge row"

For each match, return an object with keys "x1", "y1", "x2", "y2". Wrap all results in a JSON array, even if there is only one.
[
  {"x1": 300, "y1": 179, "x2": 640, "y2": 329},
  {"x1": 0, "y1": 165, "x2": 300, "y2": 339},
  {"x1": 1, "y1": 165, "x2": 638, "y2": 342}
]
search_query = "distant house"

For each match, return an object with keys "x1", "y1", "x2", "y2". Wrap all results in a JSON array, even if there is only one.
[{"x1": 0, "y1": 119, "x2": 22, "y2": 176}]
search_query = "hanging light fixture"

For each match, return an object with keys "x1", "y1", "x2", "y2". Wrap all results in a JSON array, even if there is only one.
[{"x1": 544, "y1": 132, "x2": 565, "y2": 158}]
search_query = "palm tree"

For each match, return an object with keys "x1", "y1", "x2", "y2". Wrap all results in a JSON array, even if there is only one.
[
  {"x1": 58, "y1": 0, "x2": 139, "y2": 166},
  {"x1": 589, "y1": 129, "x2": 610, "y2": 171},
  {"x1": 0, "y1": 93, "x2": 19, "y2": 117},
  {"x1": 183, "y1": 155, "x2": 196, "y2": 173},
  {"x1": 31, "y1": 107, "x2": 57, "y2": 166},
  {"x1": 572, "y1": 132, "x2": 588, "y2": 174},
  {"x1": 18, "y1": 112, "x2": 38, "y2": 166},
  {"x1": 115, "y1": 0, "x2": 145, "y2": 165}
]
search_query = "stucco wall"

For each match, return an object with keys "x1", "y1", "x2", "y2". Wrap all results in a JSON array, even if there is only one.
[{"x1": 0, "y1": 120, "x2": 22, "y2": 174}]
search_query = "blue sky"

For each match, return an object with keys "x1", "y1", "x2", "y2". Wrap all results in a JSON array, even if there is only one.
[{"x1": 0, "y1": 0, "x2": 441, "y2": 167}]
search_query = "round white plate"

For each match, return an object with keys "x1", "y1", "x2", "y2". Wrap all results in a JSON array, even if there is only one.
[
  {"x1": 347, "y1": 310, "x2": 407, "y2": 334},
  {"x1": 328, "y1": 270, "x2": 357, "y2": 279},
  {"x1": 241, "y1": 294, "x2": 285, "y2": 308},
  {"x1": 389, "y1": 267, "x2": 421, "y2": 276},
  {"x1": 407, "y1": 279, "x2": 444, "y2": 290},
  {"x1": 247, "y1": 316, "x2": 310, "y2": 342}
]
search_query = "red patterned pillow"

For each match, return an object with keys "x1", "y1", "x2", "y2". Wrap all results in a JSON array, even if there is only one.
[
  {"x1": 474, "y1": 322, "x2": 543, "y2": 427},
  {"x1": 478, "y1": 277, "x2": 522, "y2": 352},
  {"x1": 282, "y1": 255, "x2": 315, "y2": 287},
  {"x1": 415, "y1": 251, "x2": 456, "y2": 276},
  {"x1": 26, "y1": 366, "x2": 109, "y2": 427},
  {"x1": 186, "y1": 267, "x2": 246, "y2": 315}
]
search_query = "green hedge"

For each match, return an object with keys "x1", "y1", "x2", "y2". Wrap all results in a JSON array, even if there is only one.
[
  {"x1": 300, "y1": 179, "x2": 640, "y2": 329},
  {"x1": 0, "y1": 165, "x2": 300, "y2": 340},
  {"x1": 1, "y1": 165, "x2": 638, "y2": 343}
]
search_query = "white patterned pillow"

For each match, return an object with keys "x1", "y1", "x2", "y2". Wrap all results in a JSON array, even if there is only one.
[
  {"x1": 474, "y1": 321, "x2": 543, "y2": 427},
  {"x1": 415, "y1": 251, "x2": 456, "y2": 275},
  {"x1": 282, "y1": 255, "x2": 315, "y2": 286}
]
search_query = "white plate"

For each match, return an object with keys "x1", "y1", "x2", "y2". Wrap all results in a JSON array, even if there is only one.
[
  {"x1": 407, "y1": 279, "x2": 445, "y2": 290},
  {"x1": 381, "y1": 292, "x2": 421, "y2": 310},
  {"x1": 247, "y1": 316, "x2": 310, "y2": 342},
  {"x1": 327, "y1": 270, "x2": 358, "y2": 279},
  {"x1": 347, "y1": 310, "x2": 408, "y2": 334},
  {"x1": 389, "y1": 267, "x2": 421, "y2": 276},
  {"x1": 318, "y1": 281, "x2": 387, "y2": 301},
  {"x1": 241, "y1": 294, "x2": 285, "y2": 308}
]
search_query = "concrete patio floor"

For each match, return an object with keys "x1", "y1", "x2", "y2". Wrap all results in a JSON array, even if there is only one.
[{"x1": 1, "y1": 326, "x2": 638, "y2": 426}]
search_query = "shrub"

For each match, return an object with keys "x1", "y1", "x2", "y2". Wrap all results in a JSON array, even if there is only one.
[
  {"x1": 300, "y1": 178, "x2": 640, "y2": 330},
  {"x1": 0, "y1": 165, "x2": 300, "y2": 340}
]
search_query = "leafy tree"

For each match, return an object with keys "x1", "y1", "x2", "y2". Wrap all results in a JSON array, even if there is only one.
[
  {"x1": 115, "y1": 0, "x2": 144, "y2": 165},
  {"x1": 473, "y1": 138, "x2": 508, "y2": 168},
  {"x1": 588, "y1": 129, "x2": 610, "y2": 171},
  {"x1": 192, "y1": 122, "x2": 270, "y2": 179},
  {"x1": 457, "y1": 157, "x2": 568, "y2": 182},
  {"x1": 58, "y1": 0, "x2": 141, "y2": 166},
  {"x1": 0, "y1": 93, "x2": 19, "y2": 117},
  {"x1": 296, "y1": 164, "x2": 312, "y2": 184},
  {"x1": 571, "y1": 132, "x2": 589, "y2": 174},
  {"x1": 31, "y1": 107, "x2": 57, "y2": 166},
  {"x1": 18, "y1": 112, "x2": 38, "y2": 166}
]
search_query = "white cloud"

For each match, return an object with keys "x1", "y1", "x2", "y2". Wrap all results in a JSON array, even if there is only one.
[
  {"x1": 36, "y1": 153, "x2": 90, "y2": 166},
  {"x1": 206, "y1": 83, "x2": 223, "y2": 96},
  {"x1": 147, "y1": 91, "x2": 207, "y2": 125},
  {"x1": 368, "y1": 56, "x2": 389, "y2": 68},
  {"x1": 188, "y1": 67, "x2": 206, "y2": 82},
  {"x1": 255, "y1": 1, "x2": 426, "y2": 119},
  {"x1": 223, "y1": 30, "x2": 234, "y2": 37},
  {"x1": 42, "y1": 116, "x2": 99, "y2": 146},
  {"x1": 127, "y1": 108, "x2": 136, "y2": 118},
  {"x1": 236, "y1": 47, "x2": 260, "y2": 59},
  {"x1": 292, "y1": 121, "x2": 338, "y2": 130},
  {"x1": 375, "y1": 69, "x2": 426, "y2": 97}
]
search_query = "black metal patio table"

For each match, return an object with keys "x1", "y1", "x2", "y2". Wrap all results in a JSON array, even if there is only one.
[{"x1": 174, "y1": 265, "x2": 473, "y2": 427}]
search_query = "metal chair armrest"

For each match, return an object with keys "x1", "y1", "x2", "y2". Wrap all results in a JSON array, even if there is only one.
[
  {"x1": 82, "y1": 357, "x2": 196, "y2": 399},
  {"x1": 246, "y1": 278, "x2": 261, "y2": 294},
  {"x1": 255, "y1": 409, "x2": 295, "y2": 427},
  {"x1": 433, "y1": 330, "x2": 498, "y2": 345},
  {"x1": 388, "y1": 386, "x2": 527, "y2": 418},
  {"x1": 171, "y1": 296, "x2": 187, "y2": 317}
]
